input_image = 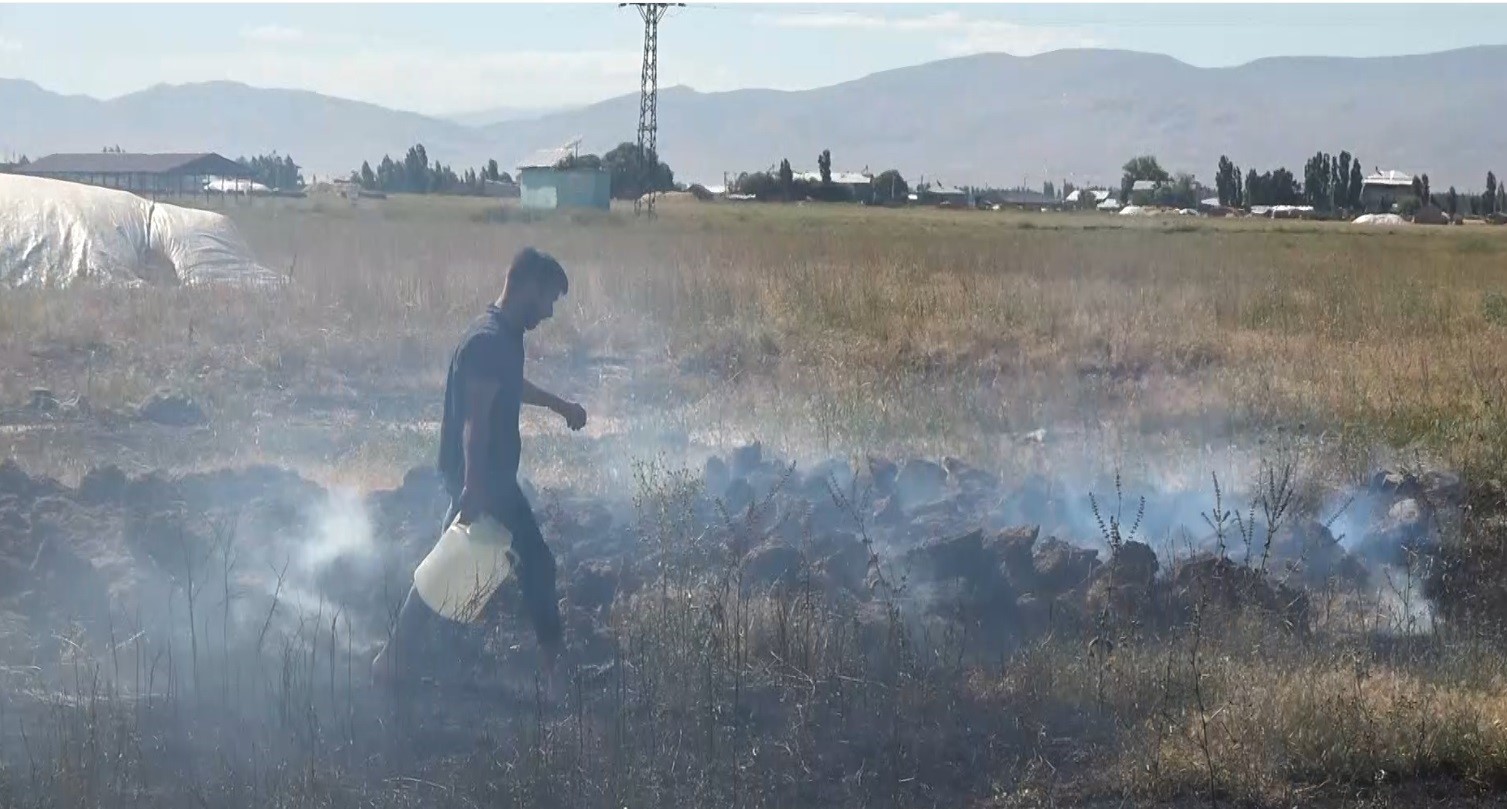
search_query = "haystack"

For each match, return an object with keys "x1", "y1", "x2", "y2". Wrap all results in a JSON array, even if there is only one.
[{"x1": 1412, "y1": 204, "x2": 1449, "y2": 225}]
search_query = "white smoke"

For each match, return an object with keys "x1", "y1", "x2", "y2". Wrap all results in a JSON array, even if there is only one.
[
  {"x1": 228, "y1": 484, "x2": 388, "y2": 638},
  {"x1": 295, "y1": 485, "x2": 376, "y2": 581}
]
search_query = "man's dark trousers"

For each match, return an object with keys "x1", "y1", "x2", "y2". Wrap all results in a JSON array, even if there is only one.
[{"x1": 387, "y1": 487, "x2": 546, "y2": 683}]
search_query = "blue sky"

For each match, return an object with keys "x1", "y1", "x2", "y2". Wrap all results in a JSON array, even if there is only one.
[{"x1": 1, "y1": 3, "x2": 1505, "y2": 116}]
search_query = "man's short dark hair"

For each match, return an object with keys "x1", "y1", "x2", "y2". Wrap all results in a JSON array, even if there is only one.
[{"x1": 507, "y1": 247, "x2": 568, "y2": 295}]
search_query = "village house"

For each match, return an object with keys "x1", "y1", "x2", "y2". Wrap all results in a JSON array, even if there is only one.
[
  {"x1": 1360, "y1": 169, "x2": 1416, "y2": 212},
  {"x1": 794, "y1": 170, "x2": 873, "y2": 198}
]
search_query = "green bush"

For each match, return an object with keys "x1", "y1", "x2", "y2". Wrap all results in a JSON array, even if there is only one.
[{"x1": 1483, "y1": 291, "x2": 1507, "y2": 328}]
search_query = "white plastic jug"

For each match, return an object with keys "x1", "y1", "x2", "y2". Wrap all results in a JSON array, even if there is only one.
[{"x1": 412, "y1": 514, "x2": 518, "y2": 624}]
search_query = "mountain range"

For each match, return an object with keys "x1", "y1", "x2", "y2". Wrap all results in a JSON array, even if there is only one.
[
  {"x1": 443, "y1": 105, "x2": 577, "y2": 128},
  {"x1": 4, "y1": 45, "x2": 1507, "y2": 189}
]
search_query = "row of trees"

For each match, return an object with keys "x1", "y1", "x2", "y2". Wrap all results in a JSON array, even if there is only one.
[
  {"x1": 730, "y1": 164, "x2": 911, "y2": 204},
  {"x1": 729, "y1": 149, "x2": 910, "y2": 203},
  {"x1": 1214, "y1": 152, "x2": 1351, "y2": 208},
  {"x1": 354, "y1": 144, "x2": 488, "y2": 195},
  {"x1": 349, "y1": 141, "x2": 675, "y2": 200},
  {"x1": 552, "y1": 142, "x2": 675, "y2": 200},
  {"x1": 1300, "y1": 151, "x2": 1365, "y2": 210},
  {"x1": 236, "y1": 153, "x2": 303, "y2": 190},
  {"x1": 1409, "y1": 172, "x2": 1507, "y2": 217},
  {"x1": 1119, "y1": 156, "x2": 1205, "y2": 208},
  {"x1": 1217, "y1": 151, "x2": 1507, "y2": 215},
  {"x1": 1115, "y1": 150, "x2": 1507, "y2": 216}
]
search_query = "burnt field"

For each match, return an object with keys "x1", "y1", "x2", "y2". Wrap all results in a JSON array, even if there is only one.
[{"x1": 3, "y1": 197, "x2": 1507, "y2": 807}]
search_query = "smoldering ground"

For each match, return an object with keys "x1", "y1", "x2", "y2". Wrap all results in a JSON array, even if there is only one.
[
  {"x1": 0, "y1": 413, "x2": 1480, "y2": 809},
  {"x1": 0, "y1": 406, "x2": 1456, "y2": 682}
]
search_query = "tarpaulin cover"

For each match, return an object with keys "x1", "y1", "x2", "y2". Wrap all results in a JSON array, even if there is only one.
[{"x1": 0, "y1": 174, "x2": 283, "y2": 288}]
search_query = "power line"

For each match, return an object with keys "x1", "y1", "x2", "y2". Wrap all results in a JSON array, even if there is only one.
[{"x1": 621, "y1": 2, "x2": 682, "y2": 219}]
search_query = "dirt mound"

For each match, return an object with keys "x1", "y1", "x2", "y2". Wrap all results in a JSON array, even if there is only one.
[
  {"x1": 0, "y1": 460, "x2": 446, "y2": 658},
  {"x1": 1167, "y1": 554, "x2": 1310, "y2": 631},
  {"x1": 138, "y1": 389, "x2": 209, "y2": 427},
  {"x1": 0, "y1": 445, "x2": 1444, "y2": 677},
  {"x1": 1349, "y1": 468, "x2": 1462, "y2": 563},
  {"x1": 1085, "y1": 540, "x2": 1159, "y2": 628},
  {"x1": 1030, "y1": 536, "x2": 1102, "y2": 594},
  {"x1": 1419, "y1": 476, "x2": 1507, "y2": 629},
  {"x1": 1266, "y1": 518, "x2": 1370, "y2": 587},
  {"x1": 1413, "y1": 204, "x2": 1450, "y2": 225},
  {"x1": 674, "y1": 445, "x2": 1448, "y2": 646},
  {"x1": 0, "y1": 482, "x2": 130, "y2": 662}
]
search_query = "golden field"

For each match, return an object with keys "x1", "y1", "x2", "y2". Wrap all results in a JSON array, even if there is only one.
[{"x1": 5, "y1": 197, "x2": 1507, "y2": 480}]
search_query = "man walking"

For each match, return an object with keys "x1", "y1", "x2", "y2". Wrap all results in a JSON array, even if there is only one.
[{"x1": 373, "y1": 246, "x2": 585, "y2": 691}]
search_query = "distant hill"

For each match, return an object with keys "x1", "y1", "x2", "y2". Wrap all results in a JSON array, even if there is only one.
[
  {"x1": 444, "y1": 104, "x2": 576, "y2": 128},
  {"x1": 5, "y1": 46, "x2": 1507, "y2": 188},
  {"x1": 0, "y1": 79, "x2": 503, "y2": 180}
]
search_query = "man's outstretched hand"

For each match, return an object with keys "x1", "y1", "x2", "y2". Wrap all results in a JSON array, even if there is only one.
[{"x1": 558, "y1": 401, "x2": 587, "y2": 431}]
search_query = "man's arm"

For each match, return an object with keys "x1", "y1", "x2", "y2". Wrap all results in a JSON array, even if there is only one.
[
  {"x1": 521, "y1": 378, "x2": 567, "y2": 411},
  {"x1": 522, "y1": 378, "x2": 586, "y2": 431}
]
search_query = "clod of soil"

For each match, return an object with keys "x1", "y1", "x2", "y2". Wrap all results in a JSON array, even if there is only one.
[
  {"x1": 905, "y1": 528, "x2": 988, "y2": 582},
  {"x1": 1272, "y1": 517, "x2": 1370, "y2": 587},
  {"x1": 808, "y1": 531, "x2": 870, "y2": 594},
  {"x1": 1168, "y1": 554, "x2": 1310, "y2": 631},
  {"x1": 864, "y1": 456, "x2": 899, "y2": 496},
  {"x1": 703, "y1": 455, "x2": 730, "y2": 496},
  {"x1": 943, "y1": 456, "x2": 999, "y2": 492},
  {"x1": 742, "y1": 542, "x2": 805, "y2": 588},
  {"x1": 567, "y1": 559, "x2": 632, "y2": 614},
  {"x1": 799, "y1": 457, "x2": 854, "y2": 500},
  {"x1": 722, "y1": 477, "x2": 756, "y2": 514},
  {"x1": 1105, "y1": 540, "x2": 1160, "y2": 586},
  {"x1": 1031, "y1": 537, "x2": 1102, "y2": 595},
  {"x1": 1356, "y1": 498, "x2": 1433, "y2": 567},
  {"x1": 871, "y1": 494, "x2": 905, "y2": 526},
  {"x1": 895, "y1": 458, "x2": 948, "y2": 509},
  {"x1": 77, "y1": 464, "x2": 128, "y2": 505},
  {"x1": 988, "y1": 525, "x2": 1040, "y2": 589},
  {"x1": 730, "y1": 442, "x2": 763, "y2": 477},
  {"x1": 138, "y1": 389, "x2": 209, "y2": 426}
]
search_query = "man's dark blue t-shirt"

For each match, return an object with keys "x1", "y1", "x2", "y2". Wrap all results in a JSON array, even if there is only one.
[
  {"x1": 438, "y1": 303, "x2": 524, "y2": 504},
  {"x1": 434, "y1": 303, "x2": 562, "y2": 648}
]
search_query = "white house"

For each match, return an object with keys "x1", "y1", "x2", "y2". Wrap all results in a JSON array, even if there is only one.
[{"x1": 1361, "y1": 168, "x2": 1416, "y2": 211}]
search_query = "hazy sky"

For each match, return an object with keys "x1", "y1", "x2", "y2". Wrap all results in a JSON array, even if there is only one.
[{"x1": 1, "y1": 3, "x2": 1505, "y2": 116}]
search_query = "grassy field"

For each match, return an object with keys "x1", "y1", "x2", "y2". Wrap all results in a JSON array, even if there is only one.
[
  {"x1": 6, "y1": 194, "x2": 1507, "y2": 481},
  {"x1": 4, "y1": 194, "x2": 1507, "y2": 807}
]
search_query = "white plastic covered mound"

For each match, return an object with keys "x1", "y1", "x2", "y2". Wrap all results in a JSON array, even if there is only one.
[
  {"x1": 1353, "y1": 213, "x2": 1408, "y2": 226},
  {"x1": 0, "y1": 174, "x2": 284, "y2": 288},
  {"x1": 204, "y1": 177, "x2": 271, "y2": 195}
]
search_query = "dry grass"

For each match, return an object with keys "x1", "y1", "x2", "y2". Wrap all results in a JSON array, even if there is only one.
[
  {"x1": 5, "y1": 196, "x2": 1506, "y2": 481},
  {"x1": 1138, "y1": 659, "x2": 1507, "y2": 799},
  {"x1": 966, "y1": 618, "x2": 1507, "y2": 805},
  {"x1": 5, "y1": 195, "x2": 1507, "y2": 806}
]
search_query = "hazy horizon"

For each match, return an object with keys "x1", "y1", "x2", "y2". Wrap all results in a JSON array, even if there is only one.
[{"x1": 2, "y1": 3, "x2": 1506, "y2": 117}]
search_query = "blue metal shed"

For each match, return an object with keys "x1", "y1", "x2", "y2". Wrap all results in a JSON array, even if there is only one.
[{"x1": 518, "y1": 167, "x2": 611, "y2": 211}]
